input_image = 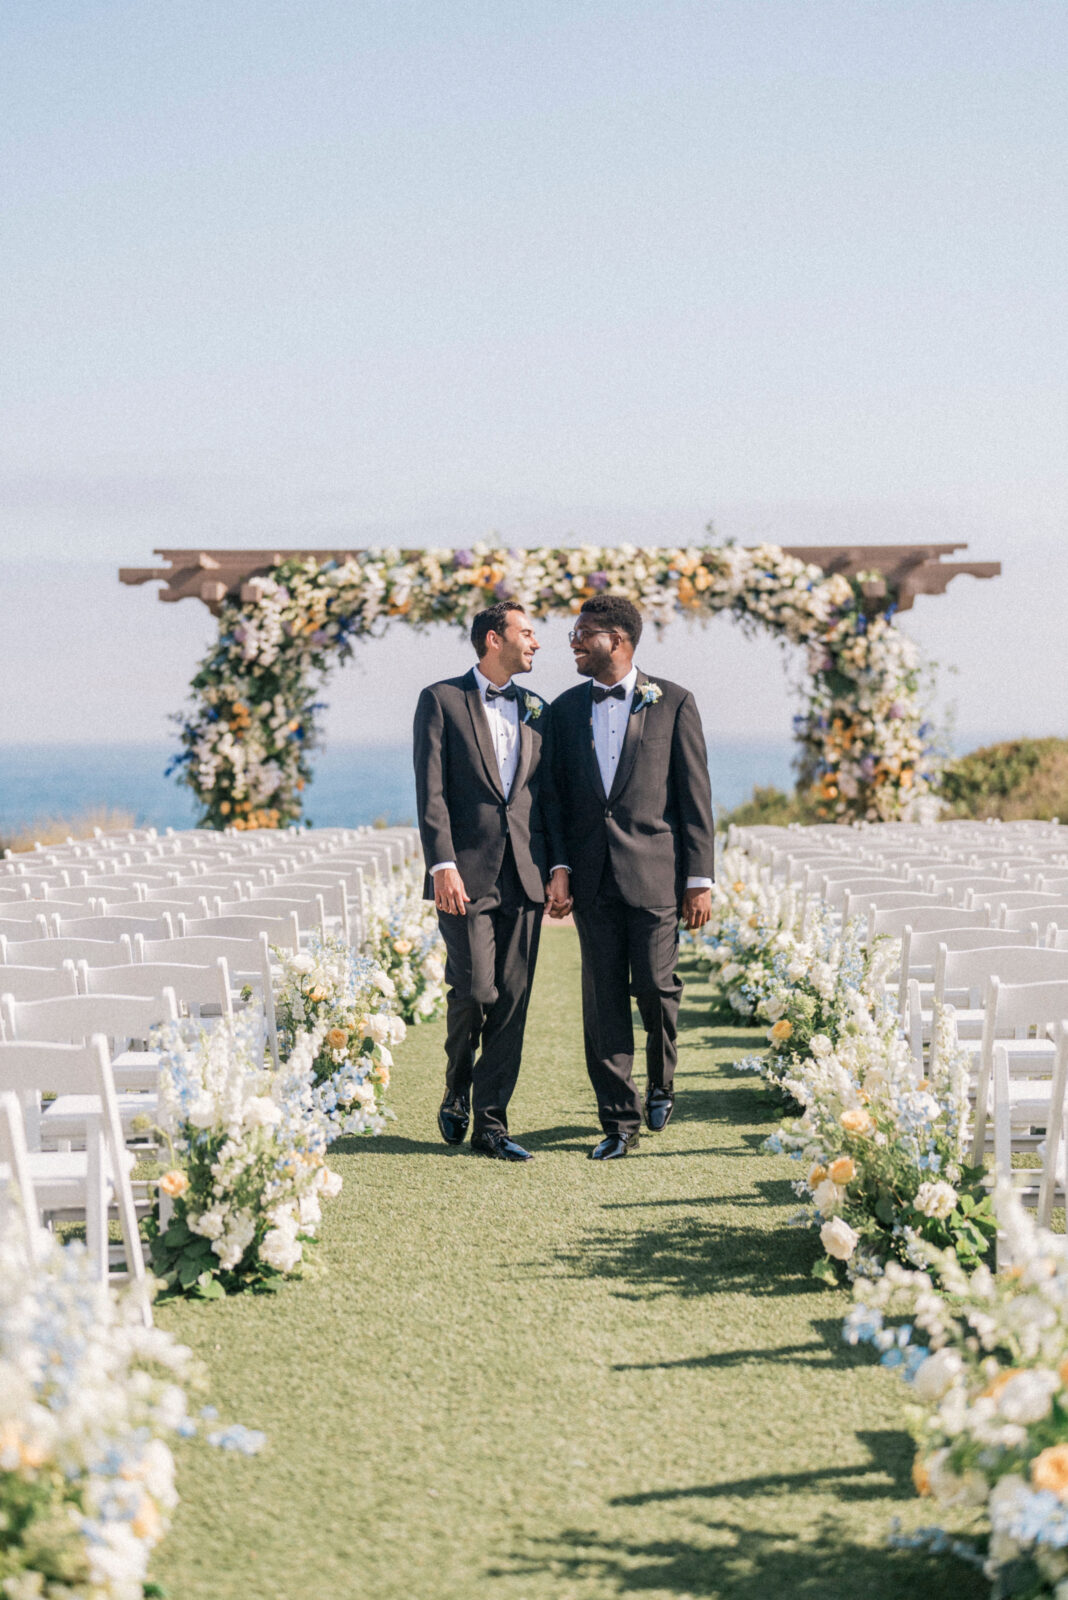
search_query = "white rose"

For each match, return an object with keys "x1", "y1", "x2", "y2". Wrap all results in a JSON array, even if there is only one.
[
  {"x1": 809, "y1": 1035, "x2": 833, "y2": 1058},
  {"x1": 812, "y1": 1179, "x2": 844, "y2": 1216},
  {"x1": 764, "y1": 995, "x2": 787, "y2": 1023},
  {"x1": 289, "y1": 953, "x2": 314, "y2": 974},
  {"x1": 298, "y1": 1192, "x2": 322, "y2": 1231},
  {"x1": 912, "y1": 1349, "x2": 963, "y2": 1404},
  {"x1": 997, "y1": 1369, "x2": 1060, "y2": 1426},
  {"x1": 351, "y1": 1078, "x2": 376, "y2": 1106},
  {"x1": 374, "y1": 971, "x2": 396, "y2": 997},
  {"x1": 424, "y1": 956, "x2": 445, "y2": 984},
  {"x1": 365, "y1": 1012, "x2": 392, "y2": 1045},
  {"x1": 186, "y1": 1094, "x2": 217, "y2": 1130},
  {"x1": 389, "y1": 1016, "x2": 407, "y2": 1046},
  {"x1": 914, "y1": 1181, "x2": 958, "y2": 1221},
  {"x1": 316, "y1": 1166, "x2": 343, "y2": 1198},
  {"x1": 261, "y1": 1224, "x2": 303, "y2": 1275},
  {"x1": 820, "y1": 1217, "x2": 859, "y2": 1261},
  {"x1": 243, "y1": 1096, "x2": 282, "y2": 1129},
  {"x1": 190, "y1": 1207, "x2": 226, "y2": 1240},
  {"x1": 720, "y1": 963, "x2": 743, "y2": 984}
]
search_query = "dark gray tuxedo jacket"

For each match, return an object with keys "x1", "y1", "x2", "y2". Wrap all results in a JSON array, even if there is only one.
[
  {"x1": 545, "y1": 671, "x2": 715, "y2": 909},
  {"x1": 413, "y1": 670, "x2": 550, "y2": 904}
]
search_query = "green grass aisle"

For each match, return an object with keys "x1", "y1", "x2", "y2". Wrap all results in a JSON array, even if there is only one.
[{"x1": 154, "y1": 930, "x2": 986, "y2": 1600}]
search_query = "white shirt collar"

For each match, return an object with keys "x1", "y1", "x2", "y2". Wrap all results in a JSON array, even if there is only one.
[
  {"x1": 474, "y1": 664, "x2": 513, "y2": 701},
  {"x1": 594, "y1": 664, "x2": 638, "y2": 699}
]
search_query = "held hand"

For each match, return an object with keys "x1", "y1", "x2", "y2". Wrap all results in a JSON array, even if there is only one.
[
  {"x1": 681, "y1": 886, "x2": 712, "y2": 931},
  {"x1": 545, "y1": 866, "x2": 573, "y2": 919},
  {"x1": 434, "y1": 866, "x2": 470, "y2": 916}
]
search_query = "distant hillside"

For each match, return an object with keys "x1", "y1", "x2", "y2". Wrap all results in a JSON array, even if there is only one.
[
  {"x1": 717, "y1": 736, "x2": 1068, "y2": 831},
  {"x1": 940, "y1": 737, "x2": 1068, "y2": 822}
]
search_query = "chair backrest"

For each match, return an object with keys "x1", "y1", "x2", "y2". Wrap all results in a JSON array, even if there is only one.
[
  {"x1": 937, "y1": 945, "x2": 1068, "y2": 1008},
  {"x1": 967, "y1": 890, "x2": 1064, "y2": 911},
  {"x1": 987, "y1": 976, "x2": 1068, "y2": 1037},
  {"x1": 1003, "y1": 903, "x2": 1068, "y2": 932},
  {"x1": 137, "y1": 932, "x2": 267, "y2": 972},
  {"x1": 51, "y1": 913, "x2": 175, "y2": 941},
  {"x1": 178, "y1": 912, "x2": 299, "y2": 950},
  {"x1": 821, "y1": 876, "x2": 905, "y2": 909},
  {"x1": 78, "y1": 959, "x2": 230, "y2": 1017},
  {"x1": 1, "y1": 989, "x2": 179, "y2": 1045},
  {"x1": 870, "y1": 906, "x2": 991, "y2": 940},
  {"x1": 0, "y1": 964, "x2": 79, "y2": 1001},
  {"x1": 0, "y1": 935, "x2": 134, "y2": 967},
  {"x1": 905, "y1": 925, "x2": 1036, "y2": 967},
  {"x1": 0, "y1": 898, "x2": 87, "y2": 923}
]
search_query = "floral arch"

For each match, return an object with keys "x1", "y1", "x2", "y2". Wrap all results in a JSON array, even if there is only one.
[{"x1": 146, "y1": 541, "x2": 977, "y2": 830}]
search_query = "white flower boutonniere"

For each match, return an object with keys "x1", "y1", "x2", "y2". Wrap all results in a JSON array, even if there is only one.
[
  {"x1": 522, "y1": 692, "x2": 543, "y2": 724},
  {"x1": 635, "y1": 681, "x2": 663, "y2": 710}
]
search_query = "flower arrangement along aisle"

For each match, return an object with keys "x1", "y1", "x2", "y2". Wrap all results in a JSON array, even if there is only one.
[
  {"x1": 0, "y1": 1212, "x2": 194, "y2": 1599},
  {"x1": 362, "y1": 870, "x2": 446, "y2": 1024},
  {"x1": 846, "y1": 1186, "x2": 1068, "y2": 1599},
  {"x1": 145, "y1": 1015, "x2": 343, "y2": 1299},
  {"x1": 273, "y1": 934, "x2": 404, "y2": 1136},
  {"x1": 693, "y1": 845, "x2": 995, "y2": 1281},
  {"x1": 168, "y1": 542, "x2": 938, "y2": 831}
]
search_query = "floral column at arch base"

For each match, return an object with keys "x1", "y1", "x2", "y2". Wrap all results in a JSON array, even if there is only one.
[{"x1": 166, "y1": 543, "x2": 939, "y2": 829}]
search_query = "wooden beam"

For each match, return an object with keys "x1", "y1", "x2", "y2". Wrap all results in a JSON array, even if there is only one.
[{"x1": 119, "y1": 543, "x2": 1002, "y2": 616}]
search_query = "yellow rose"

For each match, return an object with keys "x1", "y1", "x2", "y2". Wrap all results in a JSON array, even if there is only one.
[
  {"x1": 912, "y1": 1455, "x2": 931, "y2": 1496},
  {"x1": 747, "y1": 914, "x2": 760, "y2": 929},
  {"x1": 326, "y1": 1027, "x2": 349, "y2": 1051},
  {"x1": 131, "y1": 1494, "x2": 163, "y2": 1542},
  {"x1": 309, "y1": 987, "x2": 327, "y2": 1003},
  {"x1": 808, "y1": 1164, "x2": 827, "y2": 1189},
  {"x1": 732, "y1": 880, "x2": 745, "y2": 893},
  {"x1": 770, "y1": 1020, "x2": 793, "y2": 1042},
  {"x1": 372, "y1": 1063, "x2": 390, "y2": 1088},
  {"x1": 828, "y1": 1157, "x2": 856, "y2": 1186},
  {"x1": 392, "y1": 939, "x2": 413, "y2": 956},
  {"x1": 840, "y1": 1108, "x2": 873, "y2": 1136},
  {"x1": 158, "y1": 1170, "x2": 189, "y2": 1199},
  {"x1": 1033, "y1": 1445, "x2": 1068, "y2": 1500}
]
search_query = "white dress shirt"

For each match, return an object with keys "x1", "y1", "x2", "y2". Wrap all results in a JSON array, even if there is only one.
[
  {"x1": 554, "y1": 667, "x2": 712, "y2": 891},
  {"x1": 431, "y1": 667, "x2": 520, "y2": 876}
]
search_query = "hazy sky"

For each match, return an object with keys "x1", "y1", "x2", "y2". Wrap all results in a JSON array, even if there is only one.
[{"x1": 2, "y1": 1, "x2": 1065, "y2": 752}]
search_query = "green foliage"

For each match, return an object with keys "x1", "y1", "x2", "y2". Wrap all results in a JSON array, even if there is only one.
[
  {"x1": 143, "y1": 1199, "x2": 292, "y2": 1301},
  {"x1": 716, "y1": 783, "x2": 819, "y2": 832},
  {"x1": 940, "y1": 737, "x2": 1068, "y2": 822}
]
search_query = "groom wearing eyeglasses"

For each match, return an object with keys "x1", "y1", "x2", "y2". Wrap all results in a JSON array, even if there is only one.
[
  {"x1": 544, "y1": 594, "x2": 715, "y2": 1159},
  {"x1": 413, "y1": 600, "x2": 551, "y2": 1162}
]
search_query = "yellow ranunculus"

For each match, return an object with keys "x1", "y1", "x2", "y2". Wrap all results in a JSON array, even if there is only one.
[
  {"x1": 828, "y1": 1156, "x2": 856, "y2": 1186},
  {"x1": 159, "y1": 1170, "x2": 189, "y2": 1199},
  {"x1": 912, "y1": 1455, "x2": 931, "y2": 1496},
  {"x1": 808, "y1": 1164, "x2": 827, "y2": 1189},
  {"x1": 392, "y1": 938, "x2": 413, "y2": 956},
  {"x1": 1033, "y1": 1445, "x2": 1068, "y2": 1500},
  {"x1": 770, "y1": 1020, "x2": 793, "y2": 1042},
  {"x1": 326, "y1": 1027, "x2": 349, "y2": 1051},
  {"x1": 309, "y1": 987, "x2": 326, "y2": 1002},
  {"x1": 840, "y1": 1107, "x2": 873, "y2": 1136}
]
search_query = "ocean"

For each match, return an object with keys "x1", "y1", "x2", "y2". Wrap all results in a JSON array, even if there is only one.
[{"x1": 0, "y1": 739, "x2": 798, "y2": 834}]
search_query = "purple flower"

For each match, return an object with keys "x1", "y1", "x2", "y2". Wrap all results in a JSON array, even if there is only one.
[
  {"x1": 494, "y1": 580, "x2": 513, "y2": 599},
  {"x1": 233, "y1": 626, "x2": 247, "y2": 644},
  {"x1": 590, "y1": 571, "x2": 608, "y2": 590},
  {"x1": 860, "y1": 755, "x2": 876, "y2": 777},
  {"x1": 889, "y1": 702, "x2": 905, "y2": 720},
  {"x1": 453, "y1": 549, "x2": 474, "y2": 568}
]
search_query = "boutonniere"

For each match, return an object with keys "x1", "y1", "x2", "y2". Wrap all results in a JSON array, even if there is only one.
[
  {"x1": 521, "y1": 692, "x2": 543, "y2": 724},
  {"x1": 634, "y1": 681, "x2": 663, "y2": 710}
]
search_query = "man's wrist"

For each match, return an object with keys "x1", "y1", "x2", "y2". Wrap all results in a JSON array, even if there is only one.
[
  {"x1": 550, "y1": 864, "x2": 570, "y2": 875},
  {"x1": 684, "y1": 876, "x2": 712, "y2": 890},
  {"x1": 431, "y1": 861, "x2": 457, "y2": 874}
]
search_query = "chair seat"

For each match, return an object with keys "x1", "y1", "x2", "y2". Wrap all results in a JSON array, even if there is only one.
[
  {"x1": 110, "y1": 1050, "x2": 161, "y2": 1089},
  {"x1": 0, "y1": 1146, "x2": 132, "y2": 1211},
  {"x1": 42, "y1": 1092, "x2": 159, "y2": 1142}
]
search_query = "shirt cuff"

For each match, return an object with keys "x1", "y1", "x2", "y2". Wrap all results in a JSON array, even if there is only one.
[
  {"x1": 549, "y1": 864, "x2": 570, "y2": 874},
  {"x1": 685, "y1": 876, "x2": 712, "y2": 890},
  {"x1": 430, "y1": 861, "x2": 457, "y2": 874}
]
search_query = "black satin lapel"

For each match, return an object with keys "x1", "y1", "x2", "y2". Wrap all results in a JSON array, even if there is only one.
[
  {"x1": 608, "y1": 671, "x2": 648, "y2": 801},
  {"x1": 464, "y1": 673, "x2": 505, "y2": 800},
  {"x1": 583, "y1": 685, "x2": 608, "y2": 803},
  {"x1": 513, "y1": 713, "x2": 532, "y2": 797}
]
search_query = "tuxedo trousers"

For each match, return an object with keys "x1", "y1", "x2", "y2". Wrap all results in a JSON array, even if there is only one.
[
  {"x1": 572, "y1": 862, "x2": 682, "y2": 1136},
  {"x1": 437, "y1": 840, "x2": 542, "y2": 1137}
]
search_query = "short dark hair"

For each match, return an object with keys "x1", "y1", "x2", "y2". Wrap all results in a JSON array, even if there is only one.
[
  {"x1": 471, "y1": 600, "x2": 526, "y2": 658},
  {"x1": 578, "y1": 593, "x2": 643, "y2": 647}
]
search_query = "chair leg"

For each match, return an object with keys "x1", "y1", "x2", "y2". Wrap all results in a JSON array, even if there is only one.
[{"x1": 84, "y1": 1117, "x2": 110, "y2": 1285}]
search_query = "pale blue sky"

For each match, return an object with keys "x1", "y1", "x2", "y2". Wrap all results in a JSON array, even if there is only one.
[{"x1": 2, "y1": 1, "x2": 1065, "y2": 750}]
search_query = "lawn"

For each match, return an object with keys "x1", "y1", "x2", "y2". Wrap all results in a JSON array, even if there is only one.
[{"x1": 154, "y1": 927, "x2": 985, "y2": 1600}]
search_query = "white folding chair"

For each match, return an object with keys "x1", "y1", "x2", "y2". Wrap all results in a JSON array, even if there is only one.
[
  {"x1": 0, "y1": 989, "x2": 179, "y2": 1093},
  {"x1": 0, "y1": 1036, "x2": 149, "y2": 1309},
  {"x1": 78, "y1": 959, "x2": 232, "y2": 1021},
  {"x1": 0, "y1": 934, "x2": 134, "y2": 967},
  {"x1": 1036, "y1": 1023, "x2": 1068, "y2": 1226},
  {"x1": 0, "y1": 1090, "x2": 49, "y2": 1263},
  {"x1": 0, "y1": 964, "x2": 80, "y2": 1002},
  {"x1": 922, "y1": 945, "x2": 1068, "y2": 1070},
  {"x1": 51, "y1": 913, "x2": 176, "y2": 942},
  {"x1": 178, "y1": 911, "x2": 300, "y2": 952},
  {"x1": 970, "y1": 978, "x2": 1068, "y2": 1164}
]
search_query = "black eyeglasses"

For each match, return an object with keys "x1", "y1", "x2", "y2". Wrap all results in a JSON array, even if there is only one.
[{"x1": 568, "y1": 627, "x2": 615, "y2": 646}]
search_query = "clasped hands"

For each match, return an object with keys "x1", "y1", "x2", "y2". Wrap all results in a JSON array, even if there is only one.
[{"x1": 545, "y1": 867, "x2": 572, "y2": 919}]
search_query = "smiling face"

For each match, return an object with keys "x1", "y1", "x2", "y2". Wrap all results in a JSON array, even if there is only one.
[
  {"x1": 569, "y1": 621, "x2": 614, "y2": 679},
  {"x1": 491, "y1": 608, "x2": 539, "y2": 676}
]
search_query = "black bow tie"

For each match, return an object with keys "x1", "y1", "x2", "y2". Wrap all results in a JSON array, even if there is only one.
[
  {"x1": 592, "y1": 684, "x2": 627, "y2": 703},
  {"x1": 486, "y1": 684, "x2": 517, "y2": 702}
]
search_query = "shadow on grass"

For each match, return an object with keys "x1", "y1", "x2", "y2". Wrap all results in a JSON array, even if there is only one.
[
  {"x1": 613, "y1": 1318, "x2": 870, "y2": 1373},
  {"x1": 551, "y1": 1209, "x2": 824, "y2": 1299},
  {"x1": 491, "y1": 1508, "x2": 987, "y2": 1599}
]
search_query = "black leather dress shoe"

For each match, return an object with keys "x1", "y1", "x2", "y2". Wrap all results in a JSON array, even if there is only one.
[
  {"x1": 589, "y1": 1130, "x2": 640, "y2": 1160},
  {"x1": 438, "y1": 1093, "x2": 470, "y2": 1145},
  {"x1": 470, "y1": 1130, "x2": 534, "y2": 1162},
  {"x1": 644, "y1": 1088, "x2": 675, "y2": 1132}
]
